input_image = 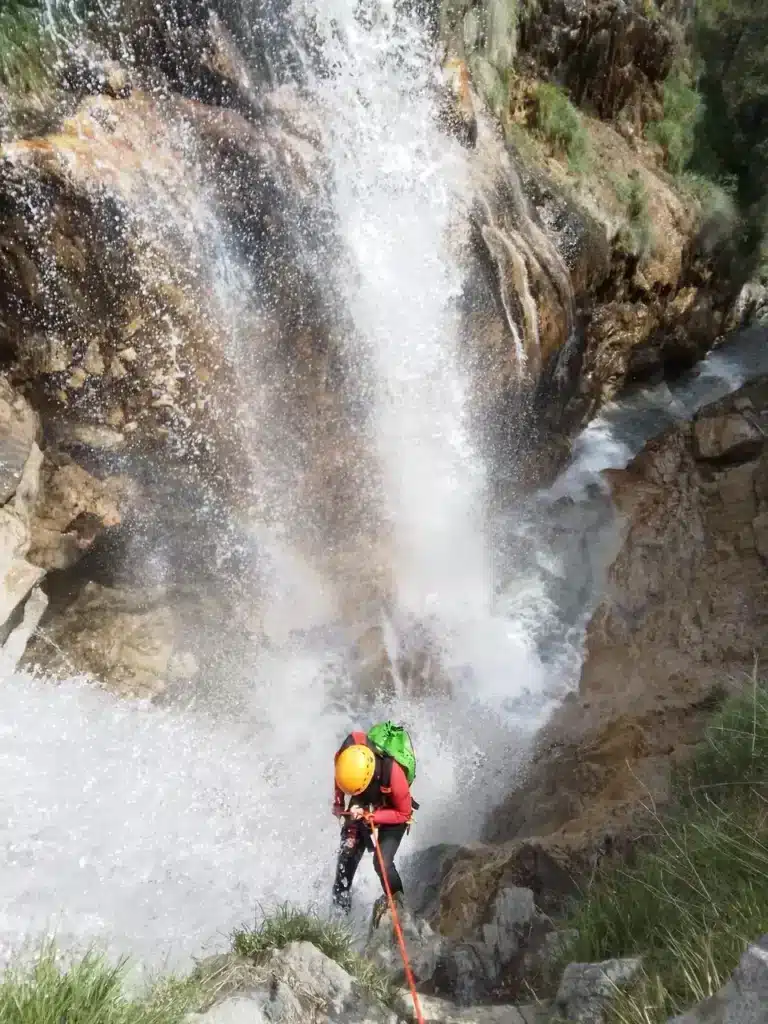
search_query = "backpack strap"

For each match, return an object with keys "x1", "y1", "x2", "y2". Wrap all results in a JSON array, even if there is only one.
[
  {"x1": 379, "y1": 755, "x2": 421, "y2": 812},
  {"x1": 379, "y1": 753, "x2": 393, "y2": 797}
]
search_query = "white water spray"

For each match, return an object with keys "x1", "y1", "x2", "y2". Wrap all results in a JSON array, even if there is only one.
[
  {"x1": 0, "y1": 0, "x2": 551, "y2": 973},
  {"x1": 298, "y1": 0, "x2": 553, "y2": 710}
]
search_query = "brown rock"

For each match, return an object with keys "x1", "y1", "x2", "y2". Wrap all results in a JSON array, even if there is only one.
[
  {"x1": 518, "y1": 0, "x2": 675, "y2": 124},
  {"x1": 694, "y1": 412, "x2": 765, "y2": 463},
  {"x1": 484, "y1": 378, "x2": 768, "y2": 864},
  {"x1": 438, "y1": 836, "x2": 590, "y2": 940},
  {"x1": 25, "y1": 582, "x2": 174, "y2": 699},
  {"x1": 0, "y1": 376, "x2": 39, "y2": 504},
  {"x1": 27, "y1": 452, "x2": 127, "y2": 572}
]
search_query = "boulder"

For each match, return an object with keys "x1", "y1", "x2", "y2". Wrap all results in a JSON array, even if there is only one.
[
  {"x1": 365, "y1": 881, "x2": 544, "y2": 1003},
  {"x1": 693, "y1": 412, "x2": 764, "y2": 464},
  {"x1": 24, "y1": 582, "x2": 175, "y2": 699},
  {"x1": 188, "y1": 941, "x2": 398, "y2": 1024},
  {"x1": 480, "y1": 885, "x2": 536, "y2": 967},
  {"x1": 0, "y1": 376, "x2": 39, "y2": 503},
  {"x1": 668, "y1": 934, "x2": 768, "y2": 1024},
  {"x1": 365, "y1": 900, "x2": 445, "y2": 989},
  {"x1": 438, "y1": 839, "x2": 583, "y2": 936},
  {"x1": 187, "y1": 996, "x2": 267, "y2": 1024},
  {"x1": 555, "y1": 957, "x2": 643, "y2": 1022},
  {"x1": 272, "y1": 941, "x2": 398, "y2": 1023},
  {"x1": 401, "y1": 843, "x2": 464, "y2": 921}
]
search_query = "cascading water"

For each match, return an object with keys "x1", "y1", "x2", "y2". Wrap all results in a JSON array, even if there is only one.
[
  {"x1": 296, "y1": 0, "x2": 553, "y2": 708},
  {"x1": 0, "y1": 0, "x2": 556, "y2": 975}
]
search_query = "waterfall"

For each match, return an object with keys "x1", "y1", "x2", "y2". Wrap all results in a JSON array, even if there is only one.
[
  {"x1": 0, "y1": 0, "x2": 558, "y2": 973},
  {"x1": 297, "y1": 0, "x2": 486, "y2": 668}
]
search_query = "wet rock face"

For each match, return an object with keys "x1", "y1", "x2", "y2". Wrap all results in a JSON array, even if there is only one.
[
  {"x1": 429, "y1": 375, "x2": 768, "y2": 943},
  {"x1": 0, "y1": 376, "x2": 39, "y2": 504},
  {"x1": 483, "y1": 375, "x2": 768, "y2": 848},
  {"x1": 518, "y1": 0, "x2": 675, "y2": 124},
  {"x1": 0, "y1": 88, "x2": 331, "y2": 479},
  {"x1": 26, "y1": 581, "x2": 175, "y2": 699},
  {"x1": 0, "y1": 377, "x2": 125, "y2": 661}
]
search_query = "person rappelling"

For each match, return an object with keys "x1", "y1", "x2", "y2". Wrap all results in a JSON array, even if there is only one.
[{"x1": 331, "y1": 721, "x2": 419, "y2": 923}]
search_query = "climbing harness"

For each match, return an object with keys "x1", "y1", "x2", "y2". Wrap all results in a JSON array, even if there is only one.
[{"x1": 345, "y1": 810, "x2": 425, "y2": 1024}]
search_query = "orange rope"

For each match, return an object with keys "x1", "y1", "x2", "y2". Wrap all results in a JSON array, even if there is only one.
[{"x1": 368, "y1": 818, "x2": 425, "y2": 1024}]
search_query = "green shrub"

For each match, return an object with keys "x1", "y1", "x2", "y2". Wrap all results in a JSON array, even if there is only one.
[
  {"x1": 532, "y1": 82, "x2": 591, "y2": 172},
  {"x1": 0, "y1": 0, "x2": 51, "y2": 93},
  {"x1": 0, "y1": 945, "x2": 197, "y2": 1024},
  {"x1": 690, "y1": 0, "x2": 768, "y2": 275},
  {"x1": 232, "y1": 904, "x2": 398, "y2": 1007},
  {"x1": 565, "y1": 677, "x2": 768, "y2": 1023},
  {"x1": 645, "y1": 69, "x2": 702, "y2": 176},
  {"x1": 613, "y1": 171, "x2": 653, "y2": 255}
]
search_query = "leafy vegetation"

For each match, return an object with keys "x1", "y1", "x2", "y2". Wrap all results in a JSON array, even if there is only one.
[
  {"x1": 232, "y1": 904, "x2": 398, "y2": 1007},
  {"x1": 613, "y1": 171, "x2": 653, "y2": 256},
  {"x1": 689, "y1": 0, "x2": 768, "y2": 273},
  {"x1": 0, "y1": 945, "x2": 198, "y2": 1024},
  {"x1": 531, "y1": 82, "x2": 591, "y2": 172},
  {"x1": 0, "y1": 0, "x2": 51, "y2": 93},
  {"x1": 565, "y1": 675, "x2": 768, "y2": 1024},
  {"x1": 0, "y1": 906, "x2": 398, "y2": 1023},
  {"x1": 645, "y1": 67, "x2": 702, "y2": 177}
]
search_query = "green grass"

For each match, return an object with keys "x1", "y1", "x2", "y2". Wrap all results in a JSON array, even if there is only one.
[
  {"x1": 0, "y1": 908, "x2": 397, "y2": 1022},
  {"x1": 232, "y1": 904, "x2": 398, "y2": 1007},
  {"x1": 564, "y1": 675, "x2": 768, "y2": 1024},
  {"x1": 532, "y1": 82, "x2": 591, "y2": 173},
  {"x1": 645, "y1": 68, "x2": 702, "y2": 177},
  {"x1": 0, "y1": 0, "x2": 52, "y2": 94},
  {"x1": 0, "y1": 944, "x2": 198, "y2": 1024},
  {"x1": 613, "y1": 171, "x2": 654, "y2": 256}
]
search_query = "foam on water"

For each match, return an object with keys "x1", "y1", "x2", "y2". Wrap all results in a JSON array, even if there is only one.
[
  {"x1": 550, "y1": 325, "x2": 768, "y2": 500},
  {"x1": 0, "y1": 662, "x2": 532, "y2": 975}
]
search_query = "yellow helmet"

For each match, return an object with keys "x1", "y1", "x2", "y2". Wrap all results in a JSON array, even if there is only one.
[{"x1": 335, "y1": 744, "x2": 376, "y2": 795}]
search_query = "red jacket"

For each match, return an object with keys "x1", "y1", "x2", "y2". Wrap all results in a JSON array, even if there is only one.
[{"x1": 333, "y1": 730, "x2": 412, "y2": 827}]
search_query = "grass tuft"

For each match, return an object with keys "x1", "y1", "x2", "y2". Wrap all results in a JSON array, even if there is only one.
[
  {"x1": 613, "y1": 171, "x2": 653, "y2": 256},
  {"x1": 531, "y1": 82, "x2": 591, "y2": 173},
  {"x1": 232, "y1": 904, "x2": 398, "y2": 1007},
  {"x1": 0, "y1": 0, "x2": 52, "y2": 94},
  {"x1": 0, "y1": 943, "x2": 198, "y2": 1024},
  {"x1": 564, "y1": 674, "x2": 768, "y2": 1023},
  {"x1": 645, "y1": 68, "x2": 702, "y2": 177}
]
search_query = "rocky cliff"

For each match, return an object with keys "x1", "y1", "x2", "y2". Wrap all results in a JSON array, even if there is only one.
[
  {"x1": 0, "y1": 0, "x2": 751, "y2": 688},
  {"x1": 419, "y1": 369, "x2": 768, "y2": 962}
]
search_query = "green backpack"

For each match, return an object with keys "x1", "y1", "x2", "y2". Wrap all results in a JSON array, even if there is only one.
[{"x1": 367, "y1": 721, "x2": 416, "y2": 786}]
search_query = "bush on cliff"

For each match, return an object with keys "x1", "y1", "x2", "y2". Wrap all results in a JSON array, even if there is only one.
[
  {"x1": 689, "y1": 0, "x2": 768, "y2": 275},
  {"x1": 532, "y1": 82, "x2": 591, "y2": 172},
  {"x1": 645, "y1": 66, "x2": 702, "y2": 177},
  {"x1": 566, "y1": 675, "x2": 768, "y2": 1023}
]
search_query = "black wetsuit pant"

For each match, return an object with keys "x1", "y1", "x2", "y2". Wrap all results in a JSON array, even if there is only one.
[{"x1": 332, "y1": 820, "x2": 407, "y2": 912}]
